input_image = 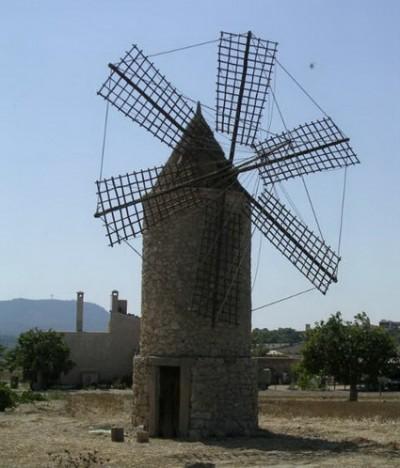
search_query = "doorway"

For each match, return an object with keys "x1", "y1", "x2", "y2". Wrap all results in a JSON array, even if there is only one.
[{"x1": 158, "y1": 366, "x2": 180, "y2": 438}]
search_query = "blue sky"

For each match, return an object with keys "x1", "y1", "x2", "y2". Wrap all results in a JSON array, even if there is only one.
[{"x1": 1, "y1": 0, "x2": 399, "y2": 329}]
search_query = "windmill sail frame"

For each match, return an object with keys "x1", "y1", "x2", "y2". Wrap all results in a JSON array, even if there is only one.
[
  {"x1": 97, "y1": 45, "x2": 194, "y2": 148},
  {"x1": 249, "y1": 190, "x2": 340, "y2": 294},
  {"x1": 254, "y1": 117, "x2": 359, "y2": 184},
  {"x1": 216, "y1": 31, "x2": 278, "y2": 151},
  {"x1": 95, "y1": 31, "x2": 359, "y2": 301}
]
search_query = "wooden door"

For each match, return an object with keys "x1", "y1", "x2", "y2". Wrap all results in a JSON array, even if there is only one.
[{"x1": 158, "y1": 366, "x2": 180, "y2": 438}]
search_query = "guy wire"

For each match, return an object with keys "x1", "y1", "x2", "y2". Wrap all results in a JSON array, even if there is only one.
[{"x1": 252, "y1": 287, "x2": 316, "y2": 312}]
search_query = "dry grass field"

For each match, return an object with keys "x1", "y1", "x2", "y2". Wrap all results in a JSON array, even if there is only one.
[{"x1": 1, "y1": 388, "x2": 400, "y2": 467}]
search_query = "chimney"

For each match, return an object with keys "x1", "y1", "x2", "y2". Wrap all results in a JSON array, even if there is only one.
[
  {"x1": 76, "y1": 291, "x2": 84, "y2": 332},
  {"x1": 305, "y1": 323, "x2": 311, "y2": 332},
  {"x1": 111, "y1": 290, "x2": 119, "y2": 314}
]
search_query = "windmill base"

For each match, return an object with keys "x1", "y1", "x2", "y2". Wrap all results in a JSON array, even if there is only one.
[{"x1": 132, "y1": 355, "x2": 258, "y2": 438}]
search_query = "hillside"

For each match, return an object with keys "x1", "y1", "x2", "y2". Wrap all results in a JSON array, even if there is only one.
[{"x1": 0, "y1": 298, "x2": 110, "y2": 339}]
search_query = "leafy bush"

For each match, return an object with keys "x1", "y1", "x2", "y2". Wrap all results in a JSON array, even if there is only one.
[
  {"x1": 18, "y1": 390, "x2": 46, "y2": 404},
  {"x1": 291, "y1": 362, "x2": 322, "y2": 390},
  {"x1": 297, "y1": 370, "x2": 322, "y2": 391},
  {"x1": 0, "y1": 383, "x2": 17, "y2": 411},
  {"x1": 0, "y1": 385, "x2": 48, "y2": 411}
]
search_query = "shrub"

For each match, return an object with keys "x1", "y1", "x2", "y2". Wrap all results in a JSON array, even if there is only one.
[
  {"x1": 292, "y1": 361, "x2": 325, "y2": 391},
  {"x1": 18, "y1": 390, "x2": 46, "y2": 404},
  {"x1": 0, "y1": 383, "x2": 17, "y2": 411},
  {"x1": 0, "y1": 385, "x2": 48, "y2": 411}
]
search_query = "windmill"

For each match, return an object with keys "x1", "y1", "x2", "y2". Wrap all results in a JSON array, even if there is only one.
[{"x1": 94, "y1": 31, "x2": 359, "y2": 438}]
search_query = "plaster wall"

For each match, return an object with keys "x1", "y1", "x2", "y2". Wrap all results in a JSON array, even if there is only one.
[{"x1": 60, "y1": 312, "x2": 140, "y2": 386}]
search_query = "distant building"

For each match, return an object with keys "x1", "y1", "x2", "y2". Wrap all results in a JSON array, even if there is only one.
[
  {"x1": 59, "y1": 290, "x2": 140, "y2": 387},
  {"x1": 255, "y1": 342, "x2": 303, "y2": 386},
  {"x1": 255, "y1": 355, "x2": 300, "y2": 385},
  {"x1": 379, "y1": 320, "x2": 400, "y2": 331},
  {"x1": 261, "y1": 342, "x2": 291, "y2": 350}
]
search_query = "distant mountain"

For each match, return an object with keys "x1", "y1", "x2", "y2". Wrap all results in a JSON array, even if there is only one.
[{"x1": 0, "y1": 298, "x2": 110, "y2": 337}]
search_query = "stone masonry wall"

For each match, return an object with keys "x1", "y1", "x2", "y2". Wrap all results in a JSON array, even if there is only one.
[
  {"x1": 140, "y1": 188, "x2": 252, "y2": 358},
  {"x1": 131, "y1": 356, "x2": 258, "y2": 436},
  {"x1": 190, "y1": 357, "x2": 258, "y2": 437},
  {"x1": 132, "y1": 356, "x2": 150, "y2": 428}
]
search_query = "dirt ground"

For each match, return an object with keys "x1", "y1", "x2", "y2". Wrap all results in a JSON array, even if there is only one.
[{"x1": 1, "y1": 388, "x2": 400, "y2": 467}]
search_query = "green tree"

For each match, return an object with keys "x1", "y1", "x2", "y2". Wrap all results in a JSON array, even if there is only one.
[
  {"x1": 252, "y1": 328, "x2": 304, "y2": 346},
  {"x1": 302, "y1": 312, "x2": 397, "y2": 401},
  {"x1": 13, "y1": 329, "x2": 74, "y2": 390},
  {"x1": 0, "y1": 344, "x2": 5, "y2": 372},
  {"x1": 4, "y1": 348, "x2": 18, "y2": 373}
]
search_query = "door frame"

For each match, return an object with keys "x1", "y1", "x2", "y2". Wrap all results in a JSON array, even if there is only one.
[{"x1": 147, "y1": 357, "x2": 192, "y2": 437}]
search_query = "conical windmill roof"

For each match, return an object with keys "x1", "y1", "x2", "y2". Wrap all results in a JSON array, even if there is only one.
[{"x1": 157, "y1": 103, "x2": 240, "y2": 191}]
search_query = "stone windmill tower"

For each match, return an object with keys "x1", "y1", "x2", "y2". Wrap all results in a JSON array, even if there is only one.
[{"x1": 95, "y1": 31, "x2": 359, "y2": 438}]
